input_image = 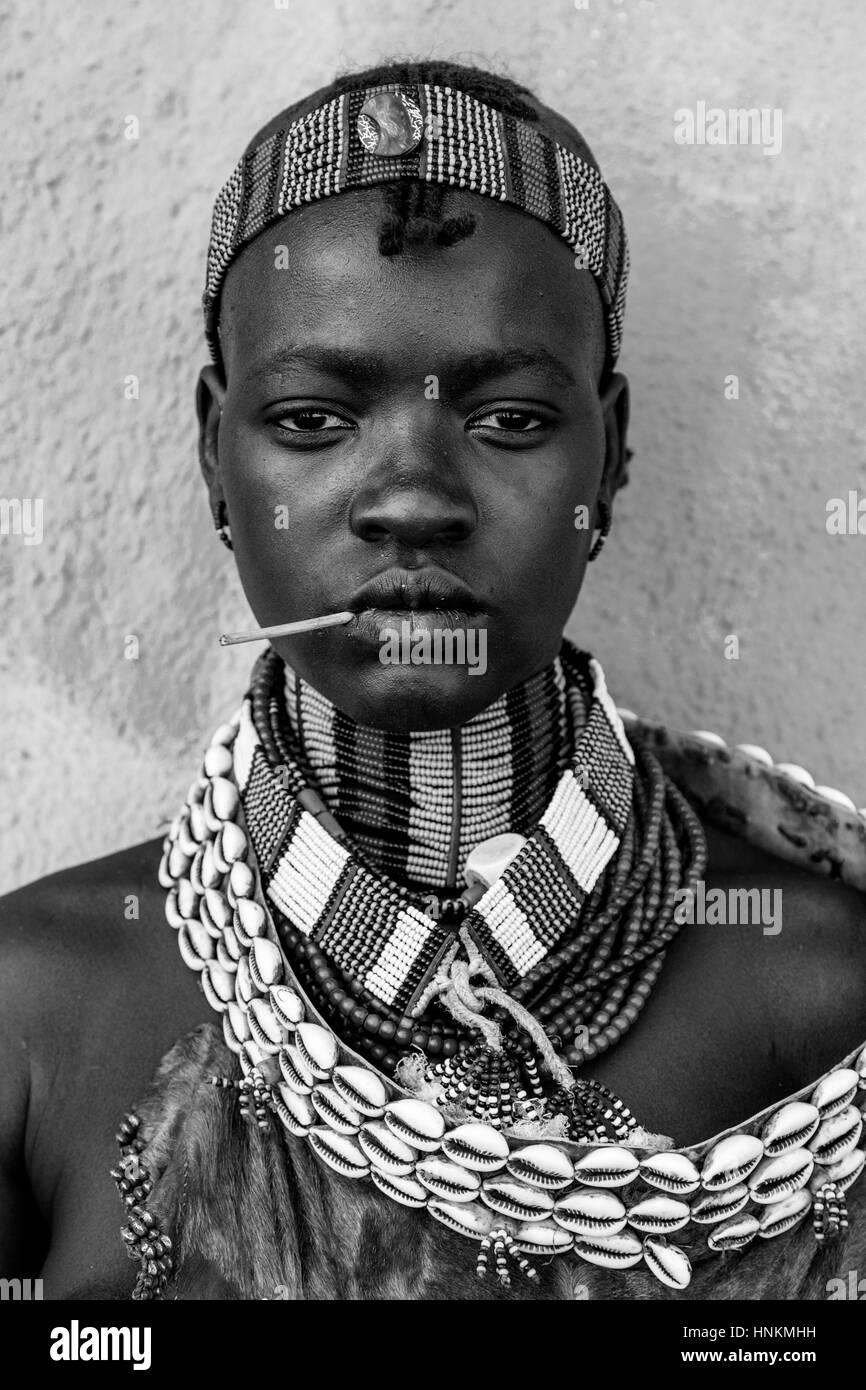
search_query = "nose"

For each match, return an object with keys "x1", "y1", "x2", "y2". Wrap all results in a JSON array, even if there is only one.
[{"x1": 349, "y1": 440, "x2": 477, "y2": 548}]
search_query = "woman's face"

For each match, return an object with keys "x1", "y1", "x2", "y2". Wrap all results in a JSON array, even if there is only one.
[{"x1": 200, "y1": 189, "x2": 628, "y2": 730}]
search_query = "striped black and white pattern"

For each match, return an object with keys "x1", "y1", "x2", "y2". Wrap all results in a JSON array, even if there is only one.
[
  {"x1": 203, "y1": 81, "x2": 629, "y2": 366},
  {"x1": 235, "y1": 645, "x2": 635, "y2": 1013}
]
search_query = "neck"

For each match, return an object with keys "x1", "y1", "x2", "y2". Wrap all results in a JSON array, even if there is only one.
[{"x1": 282, "y1": 656, "x2": 584, "y2": 892}]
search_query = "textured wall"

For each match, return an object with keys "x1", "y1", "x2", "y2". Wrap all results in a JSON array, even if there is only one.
[{"x1": 2, "y1": 0, "x2": 865, "y2": 895}]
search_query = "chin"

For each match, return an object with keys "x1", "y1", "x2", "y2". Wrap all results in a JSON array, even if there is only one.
[{"x1": 326, "y1": 662, "x2": 508, "y2": 732}]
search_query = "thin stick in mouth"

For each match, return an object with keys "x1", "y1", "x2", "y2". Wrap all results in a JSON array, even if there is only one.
[{"x1": 219, "y1": 611, "x2": 355, "y2": 646}]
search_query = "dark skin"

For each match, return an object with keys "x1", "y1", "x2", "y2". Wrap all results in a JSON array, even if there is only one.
[
  {"x1": 0, "y1": 190, "x2": 864, "y2": 1298},
  {"x1": 200, "y1": 190, "x2": 622, "y2": 730}
]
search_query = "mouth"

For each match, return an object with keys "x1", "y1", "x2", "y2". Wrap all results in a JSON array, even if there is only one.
[{"x1": 343, "y1": 567, "x2": 485, "y2": 643}]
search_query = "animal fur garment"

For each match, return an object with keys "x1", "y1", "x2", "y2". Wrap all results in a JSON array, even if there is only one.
[{"x1": 118, "y1": 1025, "x2": 866, "y2": 1301}]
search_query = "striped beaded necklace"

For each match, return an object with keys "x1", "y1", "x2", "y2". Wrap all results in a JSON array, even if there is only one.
[
  {"x1": 281, "y1": 655, "x2": 580, "y2": 893},
  {"x1": 236, "y1": 641, "x2": 708, "y2": 1142}
]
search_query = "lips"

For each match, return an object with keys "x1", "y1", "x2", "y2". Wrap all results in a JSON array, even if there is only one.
[
  {"x1": 344, "y1": 567, "x2": 484, "y2": 645},
  {"x1": 347, "y1": 567, "x2": 480, "y2": 615}
]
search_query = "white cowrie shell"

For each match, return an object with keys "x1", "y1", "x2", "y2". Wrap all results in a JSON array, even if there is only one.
[
  {"x1": 757, "y1": 1188, "x2": 812, "y2": 1238},
  {"x1": 707, "y1": 1214, "x2": 760, "y2": 1252},
  {"x1": 811, "y1": 1068, "x2": 859, "y2": 1119},
  {"x1": 808, "y1": 1106, "x2": 862, "y2": 1166},
  {"x1": 701, "y1": 1134, "x2": 764, "y2": 1191},
  {"x1": 642, "y1": 1237, "x2": 692, "y2": 1289},
  {"x1": 371, "y1": 1170, "x2": 428, "y2": 1209},
  {"x1": 572, "y1": 1231, "x2": 643, "y2": 1269},
  {"x1": 210, "y1": 776, "x2": 240, "y2": 823},
  {"x1": 332, "y1": 1065, "x2": 387, "y2": 1118},
  {"x1": 249, "y1": 937, "x2": 283, "y2": 989},
  {"x1": 310, "y1": 1084, "x2": 362, "y2": 1135},
  {"x1": 164, "y1": 889, "x2": 184, "y2": 930},
  {"x1": 761, "y1": 1101, "x2": 820, "y2": 1157},
  {"x1": 638, "y1": 1151, "x2": 701, "y2": 1195},
  {"x1": 204, "y1": 744, "x2": 234, "y2": 778},
  {"x1": 689, "y1": 730, "x2": 726, "y2": 749},
  {"x1": 572, "y1": 1146, "x2": 640, "y2": 1188},
  {"x1": 248, "y1": 997, "x2": 285, "y2": 1051},
  {"x1": 295, "y1": 1022, "x2": 338, "y2": 1079},
  {"x1": 189, "y1": 802, "x2": 208, "y2": 844},
  {"x1": 358, "y1": 1121, "x2": 417, "y2": 1176},
  {"x1": 774, "y1": 763, "x2": 815, "y2": 788},
  {"x1": 217, "y1": 821, "x2": 248, "y2": 866},
  {"x1": 735, "y1": 744, "x2": 773, "y2": 765},
  {"x1": 308, "y1": 1128, "x2": 369, "y2": 1179},
  {"x1": 167, "y1": 843, "x2": 191, "y2": 881},
  {"x1": 506, "y1": 1143, "x2": 574, "y2": 1191},
  {"x1": 552, "y1": 1189, "x2": 627, "y2": 1237},
  {"x1": 235, "y1": 955, "x2": 256, "y2": 1005},
  {"x1": 229, "y1": 859, "x2": 255, "y2": 900},
  {"x1": 814, "y1": 785, "x2": 856, "y2": 811},
  {"x1": 273, "y1": 1085, "x2": 315, "y2": 1136},
  {"x1": 442, "y1": 1123, "x2": 509, "y2": 1173},
  {"x1": 227, "y1": 1001, "x2": 251, "y2": 1044},
  {"x1": 748, "y1": 1148, "x2": 814, "y2": 1205},
  {"x1": 210, "y1": 720, "x2": 239, "y2": 748},
  {"x1": 384, "y1": 1098, "x2": 445, "y2": 1151},
  {"x1": 415, "y1": 1157, "x2": 481, "y2": 1203},
  {"x1": 427, "y1": 1201, "x2": 497, "y2": 1241},
  {"x1": 201, "y1": 961, "x2": 235, "y2": 1013}
]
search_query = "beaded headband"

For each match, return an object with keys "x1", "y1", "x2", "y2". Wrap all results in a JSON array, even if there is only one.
[{"x1": 203, "y1": 81, "x2": 629, "y2": 370}]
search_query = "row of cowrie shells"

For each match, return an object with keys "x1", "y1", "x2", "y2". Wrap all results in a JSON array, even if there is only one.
[
  {"x1": 163, "y1": 710, "x2": 866, "y2": 1291},
  {"x1": 614, "y1": 717, "x2": 866, "y2": 822}
]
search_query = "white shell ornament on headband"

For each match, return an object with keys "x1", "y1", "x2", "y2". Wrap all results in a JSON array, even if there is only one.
[{"x1": 356, "y1": 90, "x2": 424, "y2": 156}]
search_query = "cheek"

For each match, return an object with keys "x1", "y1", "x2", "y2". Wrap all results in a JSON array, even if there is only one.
[
  {"x1": 493, "y1": 457, "x2": 600, "y2": 599},
  {"x1": 220, "y1": 427, "x2": 339, "y2": 549}
]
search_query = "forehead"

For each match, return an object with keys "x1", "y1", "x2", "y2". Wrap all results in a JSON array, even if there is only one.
[{"x1": 218, "y1": 188, "x2": 605, "y2": 381}]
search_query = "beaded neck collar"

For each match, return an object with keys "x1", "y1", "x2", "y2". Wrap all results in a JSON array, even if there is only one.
[
  {"x1": 237, "y1": 644, "x2": 638, "y2": 1023},
  {"x1": 281, "y1": 656, "x2": 579, "y2": 893}
]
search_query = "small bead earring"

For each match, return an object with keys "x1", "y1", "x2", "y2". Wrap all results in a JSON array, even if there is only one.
[
  {"x1": 213, "y1": 499, "x2": 233, "y2": 550},
  {"x1": 588, "y1": 500, "x2": 611, "y2": 562}
]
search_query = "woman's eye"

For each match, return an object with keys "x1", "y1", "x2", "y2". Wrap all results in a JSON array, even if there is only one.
[
  {"x1": 470, "y1": 409, "x2": 545, "y2": 433},
  {"x1": 275, "y1": 409, "x2": 352, "y2": 433}
]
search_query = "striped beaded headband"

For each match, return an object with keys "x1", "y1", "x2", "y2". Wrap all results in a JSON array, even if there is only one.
[{"x1": 203, "y1": 81, "x2": 629, "y2": 370}]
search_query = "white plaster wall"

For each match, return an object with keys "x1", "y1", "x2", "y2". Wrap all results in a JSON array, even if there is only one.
[{"x1": 2, "y1": 0, "x2": 865, "y2": 894}]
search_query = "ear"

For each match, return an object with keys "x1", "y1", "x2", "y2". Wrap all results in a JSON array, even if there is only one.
[
  {"x1": 196, "y1": 363, "x2": 226, "y2": 508},
  {"x1": 597, "y1": 371, "x2": 630, "y2": 517}
]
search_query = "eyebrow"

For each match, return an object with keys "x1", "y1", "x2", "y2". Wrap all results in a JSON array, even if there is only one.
[{"x1": 249, "y1": 344, "x2": 578, "y2": 393}]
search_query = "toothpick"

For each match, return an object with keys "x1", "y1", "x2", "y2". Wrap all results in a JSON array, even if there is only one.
[{"x1": 219, "y1": 611, "x2": 354, "y2": 646}]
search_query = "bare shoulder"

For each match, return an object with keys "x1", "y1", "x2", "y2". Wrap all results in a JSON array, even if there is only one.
[
  {"x1": 701, "y1": 820, "x2": 866, "y2": 1069},
  {"x1": 0, "y1": 838, "x2": 198, "y2": 1020},
  {"x1": 0, "y1": 838, "x2": 209, "y2": 1127}
]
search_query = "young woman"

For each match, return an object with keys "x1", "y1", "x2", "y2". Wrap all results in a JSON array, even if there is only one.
[{"x1": 2, "y1": 58, "x2": 864, "y2": 1301}]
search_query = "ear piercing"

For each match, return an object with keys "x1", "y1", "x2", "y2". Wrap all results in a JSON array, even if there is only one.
[
  {"x1": 588, "y1": 500, "x2": 611, "y2": 562},
  {"x1": 213, "y1": 499, "x2": 233, "y2": 550}
]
